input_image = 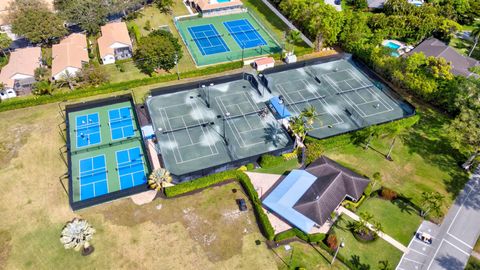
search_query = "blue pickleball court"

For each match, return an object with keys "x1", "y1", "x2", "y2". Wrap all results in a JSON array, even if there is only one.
[
  {"x1": 188, "y1": 24, "x2": 230, "y2": 56},
  {"x1": 76, "y1": 113, "x2": 101, "y2": 148},
  {"x1": 78, "y1": 155, "x2": 109, "y2": 200},
  {"x1": 109, "y1": 107, "x2": 135, "y2": 140},
  {"x1": 116, "y1": 147, "x2": 147, "y2": 190},
  {"x1": 223, "y1": 19, "x2": 267, "y2": 49}
]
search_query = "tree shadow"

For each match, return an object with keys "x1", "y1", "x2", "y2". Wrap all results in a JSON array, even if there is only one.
[
  {"x1": 401, "y1": 109, "x2": 469, "y2": 198},
  {"x1": 435, "y1": 254, "x2": 465, "y2": 270},
  {"x1": 262, "y1": 122, "x2": 285, "y2": 148},
  {"x1": 349, "y1": 255, "x2": 371, "y2": 270},
  {"x1": 391, "y1": 199, "x2": 417, "y2": 215}
]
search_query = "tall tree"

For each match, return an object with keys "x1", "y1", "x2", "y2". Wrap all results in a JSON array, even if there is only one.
[
  {"x1": 107, "y1": 0, "x2": 144, "y2": 17},
  {"x1": 300, "y1": 106, "x2": 318, "y2": 126},
  {"x1": 420, "y1": 191, "x2": 444, "y2": 217},
  {"x1": 469, "y1": 22, "x2": 480, "y2": 57},
  {"x1": 447, "y1": 78, "x2": 480, "y2": 169},
  {"x1": 134, "y1": 30, "x2": 182, "y2": 75},
  {"x1": 382, "y1": 116, "x2": 419, "y2": 161},
  {"x1": 285, "y1": 30, "x2": 302, "y2": 53},
  {"x1": 0, "y1": 33, "x2": 12, "y2": 56},
  {"x1": 8, "y1": 0, "x2": 67, "y2": 44},
  {"x1": 154, "y1": 0, "x2": 174, "y2": 14},
  {"x1": 55, "y1": 0, "x2": 109, "y2": 34},
  {"x1": 289, "y1": 115, "x2": 309, "y2": 143}
]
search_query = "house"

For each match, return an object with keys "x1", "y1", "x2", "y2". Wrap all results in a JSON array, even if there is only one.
[
  {"x1": 262, "y1": 156, "x2": 370, "y2": 233},
  {"x1": 0, "y1": 47, "x2": 41, "y2": 100},
  {"x1": 407, "y1": 37, "x2": 480, "y2": 78},
  {"x1": 367, "y1": 0, "x2": 423, "y2": 8},
  {"x1": 52, "y1": 33, "x2": 89, "y2": 81},
  {"x1": 97, "y1": 22, "x2": 132, "y2": 65},
  {"x1": 185, "y1": 0, "x2": 244, "y2": 17}
]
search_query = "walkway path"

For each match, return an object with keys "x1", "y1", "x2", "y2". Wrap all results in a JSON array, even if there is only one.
[
  {"x1": 339, "y1": 206, "x2": 409, "y2": 253},
  {"x1": 257, "y1": 0, "x2": 314, "y2": 48}
]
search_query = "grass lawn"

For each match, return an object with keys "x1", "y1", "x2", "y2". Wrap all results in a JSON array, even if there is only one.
[
  {"x1": 467, "y1": 256, "x2": 480, "y2": 270},
  {"x1": 474, "y1": 237, "x2": 480, "y2": 253},
  {"x1": 253, "y1": 158, "x2": 300, "y2": 174},
  {"x1": 273, "y1": 241, "x2": 348, "y2": 270},
  {"x1": 321, "y1": 106, "x2": 469, "y2": 215},
  {"x1": 358, "y1": 197, "x2": 422, "y2": 245},
  {"x1": 331, "y1": 216, "x2": 404, "y2": 269},
  {"x1": 0, "y1": 102, "x2": 290, "y2": 269},
  {"x1": 450, "y1": 36, "x2": 480, "y2": 60}
]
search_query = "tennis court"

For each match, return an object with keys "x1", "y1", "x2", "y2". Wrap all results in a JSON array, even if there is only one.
[
  {"x1": 263, "y1": 57, "x2": 415, "y2": 139},
  {"x1": 75, "y1": 113, "x2": 101, "y2": 148},
  {"x1": 67, "y1": 98, "x2": 150, "y2": 207},
  {"x1": 175, "y1": 11, "x2": 281, "y2": 66},
  {"x1": 188, "y1": 24, "x2": 230, "y2": 55},
  {"x1": 224, "y1": 19, "x2": 267, "y2": 49},
  {"x1": 147, "y1": 77, "x2": 293, "y2": 178}
]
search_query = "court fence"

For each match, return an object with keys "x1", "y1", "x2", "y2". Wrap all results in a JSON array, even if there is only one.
[{"x1": 65, "y1": 94, "x2": 152, "y2": 211}]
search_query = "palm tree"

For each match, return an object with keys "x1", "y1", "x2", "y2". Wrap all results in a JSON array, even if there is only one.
[
  {"x1": 378, "y1": 260, "x2": 392, "y2": 270},
  {"x1": 147, "y1": 168, "x2": 172, "y2": 194},
  {"x1": 469, "y1": 23, "x2": 480, "y2": 57},
  {"x1": 286, "y1": 30, "x2": 302, "y2": 54},
  {"x1": 372, "y1": 220, "x2": 383, "y2": 235},
  {"x1": 289, "y1": 115, "x2": 308, "y2": 143},
  {"x1": 300, "y1": 106, "x2": 318, "y2": 126},
  {"x1": 60, "y1": 218, "x2": 95, "y2": 255},
  {"x1": 420, "y1": 191, "x2": 444, "y2": 218}
]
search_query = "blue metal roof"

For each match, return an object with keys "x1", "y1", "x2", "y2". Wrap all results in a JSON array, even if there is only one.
[
  {"x1": 262, "y1": 169, "x2": 317, "y2": 233},
  {"x1": 270, "y1": 96, "x2": 292, "y2": 119}
]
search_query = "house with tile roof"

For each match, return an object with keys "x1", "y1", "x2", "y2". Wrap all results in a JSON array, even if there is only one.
[
  {"x1": 262, "y1": 156, "x2": 370, "y2": 233},
  {"x1": 185, "y1": 0, "x2": 244, "y2": 17},
  {"x1": 52, "y1": 33, "x2": 89, "y2": 81},
  {"x1": 0, "y1": 47, "x2": 41, "y2": 100},
  {"x1": 97, "y1": 22, "x2": 132, "y2": 65},
  {"x1": 407, "y1": 37, "x2": 479, "y2": 78}
]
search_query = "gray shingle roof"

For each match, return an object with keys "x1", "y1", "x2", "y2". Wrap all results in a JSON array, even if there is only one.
[
  {"x1": 293, "y1": 156, "x2": 370, "y2": 226},
  {"x1": 408, "y1": 37, "x2": 480, "y2": 78}
]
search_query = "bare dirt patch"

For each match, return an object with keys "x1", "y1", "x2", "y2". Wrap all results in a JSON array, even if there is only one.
[
  {"x1": 0, "y1": 230, "x2": 12, "y2": 269},
  {"x1": 0, "y1": 125, "x2": 32, "y2": 170}
]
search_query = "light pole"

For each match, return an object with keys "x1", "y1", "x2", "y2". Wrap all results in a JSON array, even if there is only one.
[
  {"x1": 331, "y1": 239, "x2": 345, "y2": 265},
  {"x1": 174, "y1": 53, "x2": 180, "y2": 80},
  {"x1": 223, "y1": 112, "x2": 230, "y2": 145},
  {"x1": 201, "y1": 84, "x2": 210, "y2": 108},
  {"x1": 209, "y1": 83, "x2": 213, "y2": 108}
]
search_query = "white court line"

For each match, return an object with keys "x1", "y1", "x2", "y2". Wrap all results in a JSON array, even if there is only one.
[
  {"x1": 426, "y1": 239, "x2": 470, "y2": 270},
  {"x1": 78, "y1": 154, "x2": 108, "y2": 200},
  {"x1": 402, "y1": 257, "x2": 425, "y2": 265},
  {"x1": 347, "y1": 69, "x2": 395, "y2": 112},
  {"x1": 160, "y1": 108, "x2": 184, "y2": 163},
  {"x1": 409, "y1": 248, "x2": 428, "y2": 256},
  {"x1": 191, "y1": 100, "x2": 219, "y2": 155}
]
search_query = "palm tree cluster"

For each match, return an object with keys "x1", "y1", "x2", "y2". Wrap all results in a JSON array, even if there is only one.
[
  {"x1": 289, "y1": 106, "x2": 319, "y2": 143},
  {"x1": 60, "y1": 218, "x2": 95, "y2": 253},
  {"x1": 350, "y1": 212, "x2": 383, "y2": 241}
]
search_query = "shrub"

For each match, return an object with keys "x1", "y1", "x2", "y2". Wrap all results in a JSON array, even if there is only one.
[
  {"x1": 237, "y1": 165, "x2": 247, "y2": 171},
  {"x1": 259, "y1": 154, "x2": 285, "y2": 168},
  {"x1": 246, "y1": 163, "x2": 255, "y2": 170},
  {"x1": 326, "y1": 234, "x2": 338, "y2": 250},
  {"x1": 381, "y1": 187, "x2": 398, "y2": 200},
  {"x1": 282, "y1": 151, "x2": 297, "y2": 160},
  {"x1": 274, "y1": 229, "x2": 297, "y2": 242},
  {"x1": 305, "y1": 140, "x2": 324, "y2": 164},
  {"x1": 144, "y1": 20, "x2": 151, "y2": 31},
  {"x1": 308, "y1": 233, "x2": 325, "y2": 243},
  {"x1": 115, "y1": 63, "x2": 125, "y2": 72},
  {"x1": 129, "y1": 23, "x2": 141, "y2": 44}
]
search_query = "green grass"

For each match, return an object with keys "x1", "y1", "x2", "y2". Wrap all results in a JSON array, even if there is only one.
[
  {"x1": 242, "y1": 0, "x2": 312, "y2": 55},
  {"x1": 273, "y1": 241, "x2": 348, "y2": 270},
  {"x1": 358, "y1": 197, "x2": 422, "y2": 245},
  {"x1": 103, "y1": 61, "x2": 150, "y2": 83},
  {"x1": 450, "y1": 37, "x2": 480, "y2": 60},
  {"x1": 253, "y1": 158, "x2": 300, "y2": 174},
  {"x1": 467, "y1": 256, "x2": 480, "y2": 270},
  {"x1": 331, "y1": 216, "x2": 403, "y2": 269},
  {"x1": 474, "y1": 237, "x2": 480, "y2": 253},
  {"x1": 322, "y1": 107, "x2": 469, "y2": 215}
]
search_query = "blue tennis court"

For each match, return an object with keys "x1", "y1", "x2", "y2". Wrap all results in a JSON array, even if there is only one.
[
  {"x1": 188, "y1": 24, "x2": 230, "y2": 56},
  {"x1": 224, "y1": 19, "x2": 267, "y2": 49},
  {"x1": 109, "y1": 107, "x2": 135, "y2": 140},
  {"x1": 76, "y1": 113, "x2": 101, "y2": 148},
  {"x1": 116, "y1": 147, "x2": 147, "y2": 189},
  {"x1": 79, "y1": 155, "x2": 108, "y2": 200}
]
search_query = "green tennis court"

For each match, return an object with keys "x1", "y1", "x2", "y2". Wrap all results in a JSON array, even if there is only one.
[{"x1": 175, "y1": 12, "x2": 281, "y2": 66}]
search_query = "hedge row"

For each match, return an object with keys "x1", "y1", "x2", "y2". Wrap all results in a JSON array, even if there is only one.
[
  {"x1": 164, "y1": 170, "x2": 275, "y2": 240},
  {"x1": 0, "y1": 61, "x2": 242, "y2": 112},
  {"x1": 273, "y1": 228, "x2": 326, "y2": 243},
  {"x1": 258, "y1": 154, "x2": 285, "y2": 168}
]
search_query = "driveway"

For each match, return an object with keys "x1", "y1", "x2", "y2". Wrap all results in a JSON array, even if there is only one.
[{"x1": 397, "y1": 167, "x2": 480, "y2": 270}]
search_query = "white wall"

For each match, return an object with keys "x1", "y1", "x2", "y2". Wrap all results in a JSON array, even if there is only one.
[
  {"x1": 53, "y1": 67, "x2": 81, "y2": 81},
  {"x1": 110, "y1": 42, "x2": 131, "y2": 49},
  {"x1": 11, "y1": 73, "x2": 34, "y2": 80}
]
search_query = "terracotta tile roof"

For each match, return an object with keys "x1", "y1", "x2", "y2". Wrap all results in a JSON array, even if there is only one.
[
  {"x1": 255, "y1": 57, "x2": 274, "y2": 66},
  {"x1": 52, "y1": 33, "x2": 89, "y2": 78},
  {"x1": 0, "y1": 47, "x2": 41, "y2": 88},
  {"x1": 97, "y1": 22, "x2": 132, "y2": 58},
  {"x1": 191, "y1": 0, "x2": 243, "y2": 11}
]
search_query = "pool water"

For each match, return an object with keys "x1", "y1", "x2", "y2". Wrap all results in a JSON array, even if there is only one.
[
  {"x1": 384, "y1": 42, "x2": 401, "y2": 57},
  {"x1": 217, "y1": 0, "x2": 231, "y2": 2}
]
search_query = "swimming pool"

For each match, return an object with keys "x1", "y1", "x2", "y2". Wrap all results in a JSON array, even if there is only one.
[
  {"x1": 384, "y1": 41, "x2": 401, "y2": 57},
  {"x1": 217, "y1": 0, "x2": 231, "y2": 2}
]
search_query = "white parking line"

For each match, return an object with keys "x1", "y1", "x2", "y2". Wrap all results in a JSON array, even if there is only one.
[
  {"x1": 403, "y1": 257, "x2": 425, "y2": 265},
  {"x1": 443, "y1": 239, "x2": 471, "y2": 256},
  {"x1": 447, "y1": 232, "x2": 474, "y2": 249}
]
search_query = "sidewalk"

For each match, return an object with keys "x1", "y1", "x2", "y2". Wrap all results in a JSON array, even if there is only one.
[{"x1": 338, "y1": 206, "x2": 409, "y2": 253}]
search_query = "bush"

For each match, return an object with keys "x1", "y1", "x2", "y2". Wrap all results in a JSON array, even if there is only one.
[
  {"x1": 259, "y1": 154, "x2": 285, "y2": 168},
  {"x1": 246, "y1": 163, "x2": 255, "y2": 170},
  {"x1": 326, "y1": 234, "x2": 338, "y2": 250},
  {"x1": 381, "y1": 187, "x2": 398, "y2": 201},
  {"x1": 115, "y1": 63, "x2": 125, "y2": 72},
  {"x1": 144, "y1": 20, "x2": 151, "y2": 31},
  {"x1": 129, "y1": 23, "x2": 141, "y2": 44},
  {"x1": 308, "y1": 233, "x2": 326, "y2": 243},
  {"x1": 237, "y1": 165, "x2": 247, "y2": 171},
  {"x1": 273, "y1": 229, "x2": 325, "y2": 243},
  {"x1": 274, "y1": 229, "x2": 297, "y2": 242}
]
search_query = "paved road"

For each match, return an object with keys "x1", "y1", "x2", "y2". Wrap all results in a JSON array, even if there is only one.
[{"x1": 397, "y1": 167, "x2": 480, "y2": 270}]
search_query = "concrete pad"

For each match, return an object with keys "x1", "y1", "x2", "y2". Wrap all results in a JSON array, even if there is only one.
[
  {"x1": 131, "y1": 190, "x2": 157, "y2": 205},
  {"x1": 245, "y1": 172, "x2": 283, "y2": 198}
]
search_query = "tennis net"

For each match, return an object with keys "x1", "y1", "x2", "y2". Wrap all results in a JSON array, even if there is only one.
[
  {"x1": 162, "y1": 121, "x2": 211, "y2": 134},
  {"x1": 117, "y1": 161, "x2": 144, "y2": 170},
  {"x1": 109, "y1": 117, "x2": 132, "y2": 125},
  {"x1": 287, "y1": 95, "x2": 326, "y2": 106},
  {"x1": 80, "y1": 168, "x2": 107, "y2": 178},
  {"x1": 336, "y1": 84, "x2": 374, "y2": 95},
  {"x1": 191, "y1": 33, "x2": 224, "y2": 42},
  {"x1": 228, "y1": 28, "x2": 260, "y2": 36},
  {"x1": 225, "y1": 110, "x2": 263, "y2": 120}
]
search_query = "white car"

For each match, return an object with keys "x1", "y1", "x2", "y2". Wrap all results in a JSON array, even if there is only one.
[
  {"x1": 417, "y1": 232, "x2": 433, "y2": 244},
  {"x1": 0, "y1": 89, "x2": 16, "y2": 100}
]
